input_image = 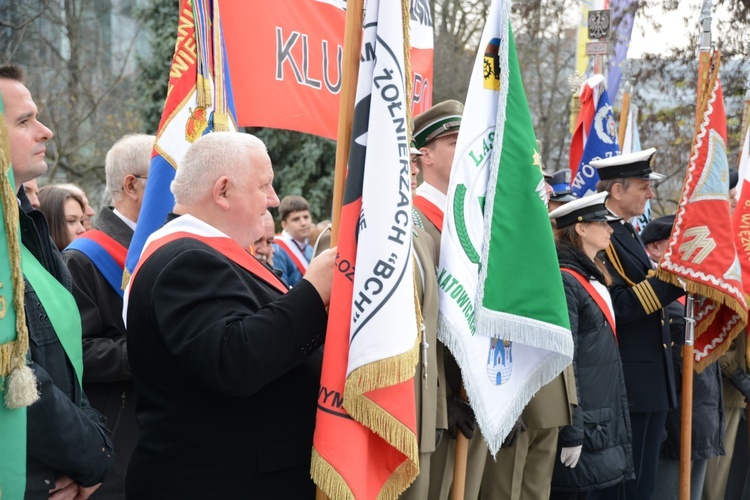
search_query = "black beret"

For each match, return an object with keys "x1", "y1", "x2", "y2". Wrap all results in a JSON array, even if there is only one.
[
  {"x1": 729, "y1": 168, "x2": 739, "y2": 190},
  {"x1": 641, "y1": 214, "x2": 675, "y2": 245}
]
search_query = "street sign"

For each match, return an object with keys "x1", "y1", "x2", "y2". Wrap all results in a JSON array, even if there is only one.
[
  {"x1": 586, "y1": 41, "x2": 609, "y2": 56},
  {"x1": 588, "y1": 9, "x2": 611, "y2": 40}
]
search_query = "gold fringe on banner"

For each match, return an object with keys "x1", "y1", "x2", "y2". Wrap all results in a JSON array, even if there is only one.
[
  {"x1": 312, "y1": 0, "x2": 423, "y2": 497},
  {"x1": 310, "y1": 448, "x2": 355, "y2": 500},
  {"x1": 402, "y1": 0, "x2": 412, "y2": 129},
  {"x1": 654, "y1": 267, "x2": 748, "y2": 373},
  {"x1": 339, "y1": 257, "x2": 424, "y2": 498}
]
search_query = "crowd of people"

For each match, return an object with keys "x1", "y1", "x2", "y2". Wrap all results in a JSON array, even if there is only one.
[{"x1": 2, "y1": 59, "x2": 750, "y2": 500}]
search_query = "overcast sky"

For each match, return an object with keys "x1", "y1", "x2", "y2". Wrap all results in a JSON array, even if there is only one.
[{"x1": 628, "y1": 1, "x2": 732, "y2": 58}]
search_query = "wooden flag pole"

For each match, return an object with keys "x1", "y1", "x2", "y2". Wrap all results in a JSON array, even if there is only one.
[
  {"x1": 316, "y1": 0, "x2": 363, "y2": 498},
  {"x1": 680, "y1": 4, "x2": 712, "y2": 499},
  {"x1": 329, "y1": 0, "x2": 365, "y2": 248},
  {"x1": 680, "y1": 294, "x2": 696, "y2": 500},
  {"x1": 451, "y1": 386, "x2": 470, "y2": 500},
  {"x1": 617, "y1": 81, "x2": 630, "y2": 150}
]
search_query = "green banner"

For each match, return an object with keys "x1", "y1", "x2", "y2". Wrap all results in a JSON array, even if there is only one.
[{"x1": 481, "y1": 29, "x2": 570, "y2": 328}]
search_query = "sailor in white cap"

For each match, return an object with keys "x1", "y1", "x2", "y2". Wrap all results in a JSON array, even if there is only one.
[{"x1": 592, "y1": 147, "x2": 685, "y2": 500}]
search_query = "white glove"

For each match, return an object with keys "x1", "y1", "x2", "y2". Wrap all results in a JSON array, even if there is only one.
[{"x1": 560, "y1": 445, "x2": 582, "y2": 468}]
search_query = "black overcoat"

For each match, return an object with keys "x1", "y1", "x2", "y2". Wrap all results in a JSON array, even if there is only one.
[{"x1": 125, "y1": 234, "x2": 327, "y2": 499}]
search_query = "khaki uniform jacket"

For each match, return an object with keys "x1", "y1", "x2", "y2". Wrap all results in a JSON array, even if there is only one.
[
  {"x1": 720, "y1": 333, "x2": 748, "y2": 409},
  {"x1": 413, "y1": 206, "x2": 442, "y2": 262},
  {"x1": 523, "y1": 364, "x2": 576, "y2": 428},
  {"x1": 413, "y1": 226, "x2": 448, "y2": 451}
]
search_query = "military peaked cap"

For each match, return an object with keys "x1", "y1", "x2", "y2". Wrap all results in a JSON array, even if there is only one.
[{"x1": 413, "y1": 100, "x2": 463, "y2": 149}]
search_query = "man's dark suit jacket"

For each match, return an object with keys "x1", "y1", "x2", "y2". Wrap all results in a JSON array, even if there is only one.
[
  {"x1": 604, "y1": 220, "x2": 684, "y2": 413},
  {"x1": 125, "y1": 236, "x2": 327, "y2": 499}
]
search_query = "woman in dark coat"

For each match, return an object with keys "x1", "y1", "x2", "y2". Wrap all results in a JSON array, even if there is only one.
[{"x1": 548, "y1": 192, "x2": 634, "y2": 499}]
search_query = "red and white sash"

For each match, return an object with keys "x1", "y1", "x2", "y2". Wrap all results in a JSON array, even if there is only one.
[
  {"x1": 561, "y1": 267, "x2": 618, "y2": 342},
  {"x1": 414, "y1": 182, "x2": 446, "y2": 233},
  {"x1": 274, "y1": 230, "x2": 310, "y2": 275},
  {"x1": 124, "y1": 215, "x2": 287, "y2": 324}
]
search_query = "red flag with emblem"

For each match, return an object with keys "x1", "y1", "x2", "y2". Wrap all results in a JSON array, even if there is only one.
[
  {"x1": 656, "y1": 51, "x2": 747, "y2": 372},
  {"x1": 309, "y1": 0, "x2": 420, "y2": 497}
]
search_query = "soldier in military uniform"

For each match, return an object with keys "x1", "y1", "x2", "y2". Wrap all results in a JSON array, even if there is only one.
[
  {"x1": 399, "y1": 141, "x2": 450, "y2": 499},
  {"x1": 592, "y1": 149, "x2": 684, "y2": 499},
  {"x1": 411, "y1": 99, "x2": 463, "y2": 256},
  {"x1": 411, "y1": 99, "x2": 492, "y2": 499}
]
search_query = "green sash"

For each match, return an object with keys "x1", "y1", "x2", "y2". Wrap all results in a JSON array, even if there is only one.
[
  {"x1": 0, "y1": 402, "x2": 25, "y2": 498},
  {"x1": 0, "y1": 91, "x2": 27, "y2": 498},
  {"x1": 20, "y1": 245, "x2": 83, "y2": 390}
]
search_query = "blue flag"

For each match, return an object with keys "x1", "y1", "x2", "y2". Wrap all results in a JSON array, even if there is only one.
[{"x1": 570, "y1": 89, "x2": 620, "y2": 198}]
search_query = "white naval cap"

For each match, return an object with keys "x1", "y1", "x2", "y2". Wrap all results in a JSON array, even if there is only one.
[
  {"x1": 590, "y1": 147, "x2": 665, "y2": 181},
  {"x1": 548, "y1": 191, "x2": 622, "y2": 228}
]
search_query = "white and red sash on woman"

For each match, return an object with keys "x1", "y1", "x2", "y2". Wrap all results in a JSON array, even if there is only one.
[
  {"x1": 413, "y1": 182, "x2": 446, "y2": 232},
  {"x1": 561, "y1": 267, "x2": 617, "y2": 342},
  {"x1": 274, "y1": 230, "x2": 310, "y2": 275},
  {"x1": 123, "y1": 214, "x2": 287, "y2": 324}
]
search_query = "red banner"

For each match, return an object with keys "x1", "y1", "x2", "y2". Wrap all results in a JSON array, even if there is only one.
[
  {"x1": 220, "y1": 0, "x2": 433, "y2": 140},
  {"x1": 310, "y1": 0, "x2": 419, "y2": 496},
  {"x1": 658, "y1": 55, "x2": 748, "y2": 371}
]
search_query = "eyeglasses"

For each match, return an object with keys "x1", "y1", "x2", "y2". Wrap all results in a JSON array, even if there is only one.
[{"x1": 117, "y1": 174, "x2": 148, "y2": 192}]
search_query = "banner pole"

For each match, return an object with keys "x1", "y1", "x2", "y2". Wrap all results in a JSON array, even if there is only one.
[
  {"x1": 680, "y1": 294, "x2": 696, "y2": 500},
  {"x1": 617, "y1": 81, "x2": 630, "y2": 150},
  {"x1": 450, "y1": 386, "x2": 470, "y2": 500},
  {"x1": 317, "y1": 0, "x2": 363, "y2": 497},
  {"x1": 680, "y1": 6, "x2": 712, "y2": 498},
  {"x1": 329, "y1": 0, "x2": 365, "y2": 247}
]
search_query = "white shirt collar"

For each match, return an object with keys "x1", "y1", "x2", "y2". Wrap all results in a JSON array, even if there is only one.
[{"x1": 113, "y1": 208, "x2": 137, "y2": 231}]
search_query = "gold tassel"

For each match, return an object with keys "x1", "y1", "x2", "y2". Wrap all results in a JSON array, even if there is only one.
[
  {"x1": 0, "y1": 99, "x2": 35, "y2": 409},
  {"x1": 213, "y1": 112, "x2": 228, "y2": 132},
  {"x1": 196, "y1": 75, "x2": 211, "y2": 108},
  {"x1": 4, "y1": 365, "x2": 39, "y2": 408},
  {"x1": 121, "y1": 268, "x2": 131, "y2": 291}
]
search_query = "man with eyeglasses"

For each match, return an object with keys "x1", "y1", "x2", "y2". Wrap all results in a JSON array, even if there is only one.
[{"x1": 63, "y1": 133, "x2": 154, "y2": 499}]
